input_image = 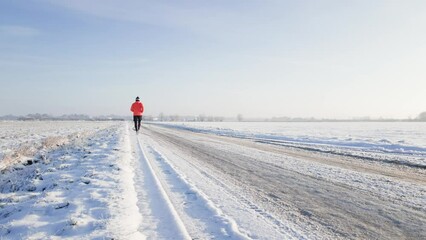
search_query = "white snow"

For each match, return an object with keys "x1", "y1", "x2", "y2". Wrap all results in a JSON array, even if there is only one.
[
  {"x1": 0, "y1": 121, "x2": 119, "y2": 170},
  {"x1": 133, "y1": 135, "x2": 192, "y2": 239},
  {"x1": 153, "y1": 122, "x2": 426, "y2": 168},
  {"x1": 135, "y1": 136, "x2": 249, "y2": 239},
  {"x1": 154, "y1": 121, "x2": 426, "y2": 149},
  {"x1": 136, "y1": 123, "x2": 426, "y2": 239},
  {"x1": 0, "y1": 121, "x2": 144, "y2": 239},
  {"x1": 1, "y1": 120, "x2": 425, "y2": 239}
]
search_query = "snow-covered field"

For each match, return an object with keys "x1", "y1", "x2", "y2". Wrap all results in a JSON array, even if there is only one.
[
  {"x1": 1, "y1": 121, "x2": 425, "y2": 239},
  {"x1": 155, "y1": 121, "x2": 426, "y2": 168},
  {"x1": 156, "y1": 122, "x2": 426, "y2": 149},
  {"x1": 0, "y1": 121, "x2": 119, "y2": 170},
  {"x1": 0, "y1": 121, "x2": 143, "y2": 239}
]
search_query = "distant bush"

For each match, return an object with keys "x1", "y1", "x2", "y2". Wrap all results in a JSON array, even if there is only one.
[{"x1": 417, "y1": 112, "x2": 426, "y2": 121}]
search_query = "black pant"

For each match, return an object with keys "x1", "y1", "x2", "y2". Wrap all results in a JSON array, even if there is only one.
[{"x1": 133, "y1": 116, "x2": 142, "y2": 131}]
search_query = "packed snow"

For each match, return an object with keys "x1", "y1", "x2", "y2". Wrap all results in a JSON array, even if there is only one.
[{"x1": 1, "y1": 121, "x2": 425, "y2": 239}]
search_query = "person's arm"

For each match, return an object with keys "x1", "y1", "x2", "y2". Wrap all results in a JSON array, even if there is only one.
[
  {"x1": 140, "y1": 103, "x2": 144, "y2": 114},
  {"x1": 130, "y1": 103, "x2": 134, "y2": 113}
]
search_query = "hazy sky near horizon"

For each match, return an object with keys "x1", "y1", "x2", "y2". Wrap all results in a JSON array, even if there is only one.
[{"x1": 1, "y1": 0, "x2": 425, "y2": 119}]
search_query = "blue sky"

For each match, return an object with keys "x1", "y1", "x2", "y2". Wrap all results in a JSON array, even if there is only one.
[{"x1": 1, "y1": 0, "x2": 425, "y2": 119}]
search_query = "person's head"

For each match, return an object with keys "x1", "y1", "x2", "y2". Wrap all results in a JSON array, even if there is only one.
[{"x1": 135, "y1": 96, "x2": 140, "y2": 101}]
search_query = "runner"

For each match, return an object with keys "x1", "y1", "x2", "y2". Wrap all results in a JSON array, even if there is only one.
[{"x1": 130, "y1": 96, "x2": 144, "y2": 132}]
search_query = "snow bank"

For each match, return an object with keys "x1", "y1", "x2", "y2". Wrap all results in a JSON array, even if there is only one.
[{"x1": 0, "y1": 122, "x2": 144, "y2": 239}]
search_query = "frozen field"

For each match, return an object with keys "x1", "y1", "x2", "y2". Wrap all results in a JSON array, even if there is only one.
[
  {"x1": 156, "y1": 121, "x2": 426, "y2": 168},
  {"x1": 157, "y1": 121, "x2": 426, "y2": 149},
  {"x1": 0, "y1": 121, "x2": 143, "y2": 239},
  {"x1": 1, "y1": 121, "x2": 425, "y2": 239},
  {"x1": 0, "y1": 121, "x2": 119, "y2": 170}
]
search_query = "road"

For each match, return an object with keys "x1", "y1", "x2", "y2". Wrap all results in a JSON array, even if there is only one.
[{"x1": 138, "y1": 124, "x2": 426, "y2": 239}]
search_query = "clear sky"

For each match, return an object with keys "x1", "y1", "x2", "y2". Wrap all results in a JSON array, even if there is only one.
[{"x1": 1, "y1": 0, "x2": 425, "y2": 119}]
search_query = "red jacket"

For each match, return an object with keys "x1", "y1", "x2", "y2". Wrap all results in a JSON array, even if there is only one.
[{"x1": 130, "y1": 101, "x2": 144, "y2": 116}]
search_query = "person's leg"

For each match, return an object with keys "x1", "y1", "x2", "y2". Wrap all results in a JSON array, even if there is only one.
[
  {"x1": 137, "y1": 116, "x2": 142, "y2": 131},
  {"x1": 133, "y1": 116, "x2": 138, "y2": 131}
]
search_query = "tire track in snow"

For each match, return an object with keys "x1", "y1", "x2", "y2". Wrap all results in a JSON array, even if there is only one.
[
  {"x1": 144, "y1": 145, "x2": 249, "y2": 239},
  {"x1": 133, "y1": 133, "x2": 191, "y2": 239},
  {"x1": 142, "y1": 126, "x2": 307, "y2": 239},
  {"x1": 169, "y1": 149, "x2": 305, "y2": 239}
]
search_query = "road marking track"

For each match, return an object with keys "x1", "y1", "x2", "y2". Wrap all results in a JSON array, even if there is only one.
[{"x1": 134, "y1": 134, "x2": 192, "y2": 240}]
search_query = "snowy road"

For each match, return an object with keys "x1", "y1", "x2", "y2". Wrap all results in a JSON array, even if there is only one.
[
  {"x1": 135, "y1": 123, "x2": 426, "y2": 239},
  {"x1": 131, "y1": 126, "x2": 247, "y2": 239}
]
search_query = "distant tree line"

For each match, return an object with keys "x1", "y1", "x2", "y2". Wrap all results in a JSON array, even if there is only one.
[
  {"x1": 0, "y1": 114, "x2": 125, "y2": 121},
  {"x1": 264, "y1": 112, "x2": 426, "y2": 122},
  {"x1": 1, "y1": 111, "x2": 426, "y2": 122},
  {"x1": 143, "y1": 113, "x2": 225, "y2": 122}
]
